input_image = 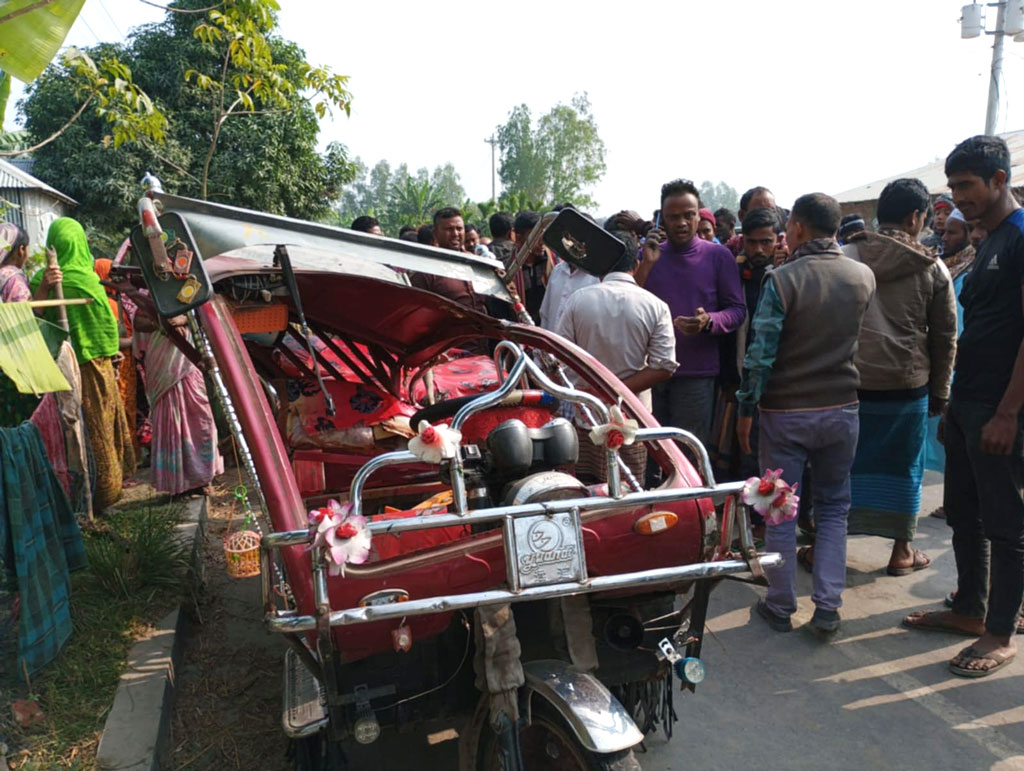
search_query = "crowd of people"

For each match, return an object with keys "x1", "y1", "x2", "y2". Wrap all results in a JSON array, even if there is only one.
[
  {"x1": 0, "y1": 216, "x2": 223, "y2": 514},
  {"x1": 3, "y1": 130, "x2": 1019, "y2": 686},
  {"x1": 352, "y1": 133, "x2": 1023, "y2": 680}
]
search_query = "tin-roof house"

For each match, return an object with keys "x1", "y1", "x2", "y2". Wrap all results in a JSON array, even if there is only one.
[
  {"x1": 0, "y1": 157, "x2": 76, "y2": 248},
  {"x1": 833, "y1": 129, "x2": 1024, "y2": 225}
]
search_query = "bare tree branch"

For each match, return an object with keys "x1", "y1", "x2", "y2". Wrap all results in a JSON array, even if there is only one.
[
  {"x1": 0, "y1": 94, "x2": 92, "y2": 156},
  {"x1": 142, "y1": 141, "x2": 201, "y2": 183},
  {"x1": 136, "y1": 0, "x2": 224, "y2": 13}
]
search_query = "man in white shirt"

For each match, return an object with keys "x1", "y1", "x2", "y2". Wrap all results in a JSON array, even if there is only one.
[
  {"x1": 555, "y1": 232, "x2": 678, "y2": 481},
  {"x1": 539, "y1": 259, "x2": 600, "y2": 330}
]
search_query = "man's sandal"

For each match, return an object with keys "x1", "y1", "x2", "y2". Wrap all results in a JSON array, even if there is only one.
[
  {"x1": 902, "y1": 611, "x2": 983, "y2": 637},
  {"x1": 943, "y1": 592, "x2": 1024, "y2": 633},
  {"x1": 886, "y1": 550, "x2": 931, "y2": 577},
  {"x1": 949, "y1": 646, "x2": 1016, "y2": 678}
]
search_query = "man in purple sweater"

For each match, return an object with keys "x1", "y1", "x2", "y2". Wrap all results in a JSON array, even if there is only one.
[{"x1": 637, "y1": 178, "x2": 746, "y2": 445}]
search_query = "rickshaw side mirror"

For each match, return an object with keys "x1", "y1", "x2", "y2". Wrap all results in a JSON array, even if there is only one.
[
  {"x1": 128, "y1": 213, "x2": 213, "y2": 318},
  {"x1": 542, "y1": 208, "x2": 626, "y2": 278}
]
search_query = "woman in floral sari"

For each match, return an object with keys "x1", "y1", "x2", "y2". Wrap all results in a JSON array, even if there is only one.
[{"x1": 132, "y1": 311, "x2": 222, "y2": 495}]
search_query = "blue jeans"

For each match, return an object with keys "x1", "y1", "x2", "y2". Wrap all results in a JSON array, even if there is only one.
[{"x1": 759, "y1": 405, "x2": 860, "y2": 616}]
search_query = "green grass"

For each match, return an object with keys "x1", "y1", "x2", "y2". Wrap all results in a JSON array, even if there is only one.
[{"x1": 1, "y1": 499, "x2": 192, "y2": 770}]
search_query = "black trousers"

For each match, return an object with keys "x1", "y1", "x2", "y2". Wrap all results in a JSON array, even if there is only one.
[{"x1": 944, "y1": 399, "x2": 1024, "y2": 637}]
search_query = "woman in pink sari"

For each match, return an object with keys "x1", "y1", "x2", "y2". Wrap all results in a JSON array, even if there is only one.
[{"x1": 133, "y1": 313, "x2": 223, "y2": 495}]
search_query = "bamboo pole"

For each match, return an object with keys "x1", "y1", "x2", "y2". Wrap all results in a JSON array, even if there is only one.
[
  {"x1": 25, "y1": 298, "x2": 92, "y2": 308},
  {"x1": 45, "y1": 246, "x2": 69, "y2": 332}
]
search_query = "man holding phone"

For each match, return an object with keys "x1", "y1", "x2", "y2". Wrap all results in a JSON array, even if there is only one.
[{"x1": 636, "y1": 178, "x2": 746, "y2": 446}]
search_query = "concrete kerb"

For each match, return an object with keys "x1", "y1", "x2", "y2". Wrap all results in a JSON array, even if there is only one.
[{"x1": 96, "y1": 495, "x2": 207, "y2": 771}]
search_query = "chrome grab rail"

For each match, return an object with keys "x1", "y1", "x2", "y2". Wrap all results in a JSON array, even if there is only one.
[
  {"x1": 263, "y1": 480, "x2": 746, "y2": 549},
  {"x1": 482, "y1": 342, "x2": 619, "y2": 498},
  {"x1": 267, "y1": 553, "x2": 784, "y2": 633},
  {"x1": 265, "y1": 341, "x2": 760, "y2": 638},
  {"x1": 348, "y1": 450, "x2": 419, "y2": 520},
  {"x1": 634, "y1": 427, "x2": 717, "y2": 488}
]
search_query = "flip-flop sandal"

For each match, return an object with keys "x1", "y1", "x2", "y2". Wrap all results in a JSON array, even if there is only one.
[
  {"x1": 797, "y1": 545, "x2": 814, "y2": 574},
  {"x1": 943, "y1": 594, "x2": 1024, "y2": 633},
  {"x1": 887, "y1": 550, "x2": 932, "y2": 576},
  {"x1": 949, "y1": 646, "x2": 1017, "y2": 678},
  {"x1": 902, "y1": 611, "x2": 983, "y2": 636},
  {"x1": 929, "y1": 506, "x2": 946, "y2": 519}
]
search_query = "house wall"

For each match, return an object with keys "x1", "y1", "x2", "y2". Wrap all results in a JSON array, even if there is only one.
[
  {"x1": 841, "y1": 186, "x2": 1024, "y2": 230},
  {"x1": 1, "y1": 189, "x2": 71, "y2": 250},
  {"x1": 839, "y1": 199, "x2": 877, "y2": 227}
]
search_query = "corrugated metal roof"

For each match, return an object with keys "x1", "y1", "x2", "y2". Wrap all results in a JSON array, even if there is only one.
[
  {"x1": 0, "y1": 157, "x2": 76, "y2": 206},
  {"x1": 834, "y1": 129, "x2": 1024, "y2": 203}
]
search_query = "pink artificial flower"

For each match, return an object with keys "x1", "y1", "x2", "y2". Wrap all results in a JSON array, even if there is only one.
[
  {"x1": 408, "y1": 420, "x2": 462, "y2": 464},
  {"x1": 741, "y1": 469, "x2": 799, "y2": 527},
  {"x1": 309, "y1": 499, "x2": 371, "y2": 576}
]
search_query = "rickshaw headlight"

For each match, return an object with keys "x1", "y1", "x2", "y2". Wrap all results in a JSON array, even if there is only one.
[{"x1": 675, "y1": 656, "x2": 706, "y2": 685}]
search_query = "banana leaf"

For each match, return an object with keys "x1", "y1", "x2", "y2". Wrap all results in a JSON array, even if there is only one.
[
  {"x1": 0, "y1": 70, "x2": 10, "y2": 124},
  {"x1": 0, "y1": 0, "x2": 86, "y2": 83}
]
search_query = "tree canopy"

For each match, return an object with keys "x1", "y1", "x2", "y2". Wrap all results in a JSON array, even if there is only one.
[
  {"x1": 698, "y1": 180, "x2": 740, "y2": 213},
  {"x1": 20, "y1": 0, "x2": 354, "y2": 237},
  {"x1": 333, "y1": 159, "x2": 467, "y2": 233},
  {"x1": 496, "y1": 93, "x2": 605, "y2": 209}
]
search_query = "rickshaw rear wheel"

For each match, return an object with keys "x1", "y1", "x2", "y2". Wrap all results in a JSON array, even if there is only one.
[{"x1": 476, "y1": 700, "x2": 641, "y2": 771}]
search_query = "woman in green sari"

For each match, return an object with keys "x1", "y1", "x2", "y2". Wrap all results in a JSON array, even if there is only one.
[{"x1": 31, "y1": 218, "x2": 135, "y2": 511}]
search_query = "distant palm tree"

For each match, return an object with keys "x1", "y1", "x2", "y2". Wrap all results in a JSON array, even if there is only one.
[
  {"x1": 389, "y1": 176, "x2": 443, "y2": 228},
  {"x1": 498, "y1": 190, "x2": 549, "y2": 216}
]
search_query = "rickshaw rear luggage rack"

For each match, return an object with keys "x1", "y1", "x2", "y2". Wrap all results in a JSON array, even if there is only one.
[{"x1": 265, "y1": 555, "x2": 783, "y2": 633}]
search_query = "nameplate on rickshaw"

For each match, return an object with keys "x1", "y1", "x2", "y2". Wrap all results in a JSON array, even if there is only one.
[{"x1": 510, "y1": 513, "x2": 586, "y2": 588}]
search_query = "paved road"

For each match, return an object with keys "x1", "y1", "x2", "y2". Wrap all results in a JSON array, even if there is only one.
[
  {"x1": 643, "y1": 477, "x2": 1024, "y2": 771},
  {"x1": 201, "y1": 477, "x2": 1024, "y2": 770}
]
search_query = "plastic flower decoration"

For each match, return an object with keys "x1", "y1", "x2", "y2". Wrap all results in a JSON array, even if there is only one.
[
  {"x1": 589, "y1": 405, "x2": 639, "y2": 450},
  {"x1": 309, "y1": 499, "x2": 371, "y2": 576},
  {"x1": 408, "y1": 420, "x2": 462, "y2": 464},
  {"x1": 741, "y1": 469, "x2": 799, "y2": 526}
]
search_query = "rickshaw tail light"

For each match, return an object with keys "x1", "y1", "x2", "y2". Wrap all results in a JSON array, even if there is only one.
[{"x1": 634, "y1": 511, "x2": 679, "y2": 535}]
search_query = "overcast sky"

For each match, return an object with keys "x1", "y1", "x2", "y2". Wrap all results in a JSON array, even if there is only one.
[{"x1": 9, "y1": 0, "x2": 1024, "y2": 215}]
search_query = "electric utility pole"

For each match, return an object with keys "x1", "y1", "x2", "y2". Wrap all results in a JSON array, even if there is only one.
[
  {"x1": 962, "y1": 1, "x2": 1024, "y2": 135},
  {"x1": 987, "y1": 1, "x2": 1007, "y2": 135},
  {"x1": 484, "y1": 134, "x2": 498, "y2": 203}
]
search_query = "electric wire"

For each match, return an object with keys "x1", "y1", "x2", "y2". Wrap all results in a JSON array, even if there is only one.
[
  {"x1": 376, "y1": 612, "x2": 472, "y2": 712},
  {"x1": 95, "y1": 0, "x2": 123, "y2": 37}
]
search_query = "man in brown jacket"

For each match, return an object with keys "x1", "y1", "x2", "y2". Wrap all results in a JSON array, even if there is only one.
[{"x1": 841, "y1": 178, "x2": 957, "y2": 574}]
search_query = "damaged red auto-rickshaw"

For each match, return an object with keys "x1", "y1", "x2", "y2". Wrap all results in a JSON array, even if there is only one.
[{"x1": 117, "y1": 178, "x2": 781, "y2": 770}]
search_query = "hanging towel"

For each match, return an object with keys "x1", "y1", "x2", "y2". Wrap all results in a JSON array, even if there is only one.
[
  {"x1": 0, "y1": 422, "x2": 86, "y2": 679},
  {"x1": 0, "y1": 302, "x2": 70, "y2": 395}
]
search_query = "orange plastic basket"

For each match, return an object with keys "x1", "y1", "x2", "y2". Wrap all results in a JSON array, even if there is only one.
[
  {"x1": 223, "y1": 529, "x2": 262, "y2": 578},
  {"x1": 231, "y1": 303, "x2": 289, "y2": 334}
]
